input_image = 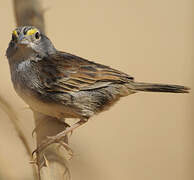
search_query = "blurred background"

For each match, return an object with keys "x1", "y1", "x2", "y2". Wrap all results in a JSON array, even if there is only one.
[{"x1": 0, "y1": 0, "x2": 193, "y2": 179}]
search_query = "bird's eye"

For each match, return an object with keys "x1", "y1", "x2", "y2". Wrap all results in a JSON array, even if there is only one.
[{"x1": 35, "y1": 32, "x2": 40, "y2": 39}]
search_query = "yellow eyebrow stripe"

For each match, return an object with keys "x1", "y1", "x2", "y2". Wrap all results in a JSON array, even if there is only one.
[
  {"x1": 26, "y1": 28, "x2": 38, "y2": 36},
  {"x1": 12, "y1": 30, "x2": 18, "y2": 37}
]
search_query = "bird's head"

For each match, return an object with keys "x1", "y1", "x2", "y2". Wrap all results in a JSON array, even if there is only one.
[{"x1": 6, "y1": 26, "x2": 56, "y2": 58}]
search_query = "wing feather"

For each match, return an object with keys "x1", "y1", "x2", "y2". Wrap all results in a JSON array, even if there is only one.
[{"x1": 38, "y1": 52, "x2": 134, "y2": 93}]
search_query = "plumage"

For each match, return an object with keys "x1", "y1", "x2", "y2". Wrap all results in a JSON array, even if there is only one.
[
  {"x1": 6, "y1": 26, "x2": 190, "y2": 153},
  {"x1": 38, "y1": 52, "x2": 134, "y2": 92},
  {"x1": 6, "y1": 26, "x2": 190, "y2": 119}
]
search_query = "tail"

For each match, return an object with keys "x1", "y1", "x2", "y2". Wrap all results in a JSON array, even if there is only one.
[{"x1": 130, "y1": 82, "x2": 190, "y2": 93}]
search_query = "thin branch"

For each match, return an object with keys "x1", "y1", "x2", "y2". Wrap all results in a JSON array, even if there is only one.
[
  {"x1": 13, "y1": 0, "x2": 45, "y2": 33},
  {"x1": 0, "y1": 95, "x2": 37, "y2": 178},
  {"x1": 0, "y1": 96, "x2": 31, "y2": 155}
]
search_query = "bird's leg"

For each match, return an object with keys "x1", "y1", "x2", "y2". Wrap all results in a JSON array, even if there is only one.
[
  {"x1": 32, "y1": 119, "x2": 88, "y2": 157},
  {"x1": 32, "y1": 119, "x2": 70, "y2": 137}
]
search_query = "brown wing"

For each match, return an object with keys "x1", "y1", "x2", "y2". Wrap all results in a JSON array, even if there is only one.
[{"x1": 38, "y1": 51, "x2": 134, "y2": 93}]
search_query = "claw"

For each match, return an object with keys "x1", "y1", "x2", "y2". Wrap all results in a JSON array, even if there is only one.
[
  {"x1": 32, "y1": 119, "x2": 87, "y2": 158},
  {"x1": 58, "y1": 141, "x2": 74, "y2": 158},
  {"x1": 29, "y1": 159, "x2": 37, "y2": 164},
  {"x1": 32, "y1": 148, "x2": 38, "y2": 157},
  {"x1": 32, "y1": 128, "x2": 36, "y2": 137}
]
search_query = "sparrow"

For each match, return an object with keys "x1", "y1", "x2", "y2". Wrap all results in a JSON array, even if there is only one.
[{"x1": 6, "y1": 26, "x2": 190, "y2": 154}]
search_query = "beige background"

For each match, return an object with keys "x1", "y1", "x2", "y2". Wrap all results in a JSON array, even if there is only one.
[{"x1": 0, "y1": 0, "x2": 193, "y2": 179}]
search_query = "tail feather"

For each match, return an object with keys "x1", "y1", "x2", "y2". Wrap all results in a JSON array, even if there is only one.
[{"x1": 131, "y1": 82, "x2": 190, "y2": 93}]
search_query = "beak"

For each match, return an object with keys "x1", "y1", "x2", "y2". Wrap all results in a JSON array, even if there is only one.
[{"x1": 18, "y1": 34, "x2": 29, "y2": 45}]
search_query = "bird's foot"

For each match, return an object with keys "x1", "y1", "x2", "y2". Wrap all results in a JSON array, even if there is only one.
[
  {"x1": 32, "y1": 119, "x2": 87, "y2": 158},
  {"x1": 32, "y1": 131, "x2": 71, "y2": 158}
]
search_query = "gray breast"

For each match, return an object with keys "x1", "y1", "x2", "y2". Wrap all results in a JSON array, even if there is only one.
[{"x1": 8, "y1": 56, "x2": 45, "y2": 109}]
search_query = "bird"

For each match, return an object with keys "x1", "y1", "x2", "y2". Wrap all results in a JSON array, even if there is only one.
[{"x1": 6, "y1": 26, "x2": 190, "y2": 154}]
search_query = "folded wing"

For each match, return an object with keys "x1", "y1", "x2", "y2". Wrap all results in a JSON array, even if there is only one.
[{"x1": 38, "y1": 52, "x2": 134, "y2": 93}]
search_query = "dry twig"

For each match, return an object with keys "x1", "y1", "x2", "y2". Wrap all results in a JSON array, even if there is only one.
[{"x1": 0, "y1": 96, "x2": 37, "y2": 179}]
